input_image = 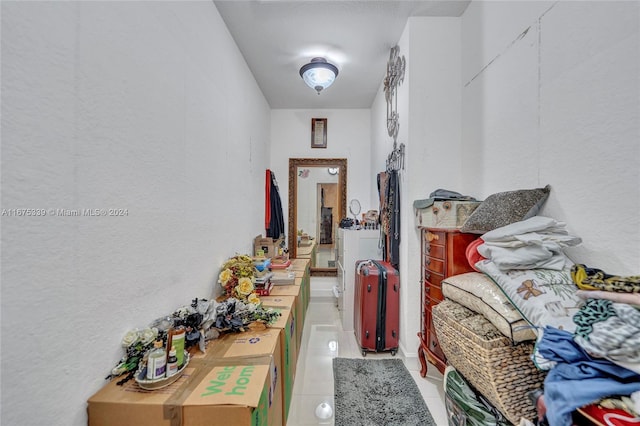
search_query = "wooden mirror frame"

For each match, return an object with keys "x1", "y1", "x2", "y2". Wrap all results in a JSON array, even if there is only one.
[{"x1": 288, "y1": 158, "x2": 347, "y2": 277}]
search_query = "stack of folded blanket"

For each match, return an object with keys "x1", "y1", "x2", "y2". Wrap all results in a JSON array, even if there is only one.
[{"x1": 477, "y1": 216, "x2": 582, "y2": 271}]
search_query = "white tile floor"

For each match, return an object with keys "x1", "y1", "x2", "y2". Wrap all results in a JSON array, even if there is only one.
[{"x1": 286, "y1": 296, "x2": 449, "y2": 426}]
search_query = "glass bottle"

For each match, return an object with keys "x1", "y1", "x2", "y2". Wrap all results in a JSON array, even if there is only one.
[
  {"x1": 166, "y1": 346, "x2": 178, "y2": 377},
  {"x1": 146, "y1": 340, "x2": 166, "y2": 380}
]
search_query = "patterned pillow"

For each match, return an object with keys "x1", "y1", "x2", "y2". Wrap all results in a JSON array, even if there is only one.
[
  {"x1": 442, "y1": 272, "x2": 537, "y2": 342},
  {"x1": 460, "y1": 185, "x2": 551, "y2": 234},
  {"x1": 476, "y1": 259, "x2": 582, "y2": 332}
]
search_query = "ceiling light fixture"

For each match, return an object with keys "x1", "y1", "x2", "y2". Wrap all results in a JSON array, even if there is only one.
[{"x1": 299, "y1": 57, "x2": 338, "y2": 95}]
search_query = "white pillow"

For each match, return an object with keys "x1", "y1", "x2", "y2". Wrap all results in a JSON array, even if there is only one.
[
  {"x1": 476, "y1": 260, "x2": 582, "y2": 332},
  {"x1": 442, "y1": 272, "x2": 537, "y2": 342}
]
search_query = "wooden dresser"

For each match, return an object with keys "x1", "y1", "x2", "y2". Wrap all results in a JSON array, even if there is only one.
[{"x1": 418, "y1": 227, "x2": 477, "y2": 376}]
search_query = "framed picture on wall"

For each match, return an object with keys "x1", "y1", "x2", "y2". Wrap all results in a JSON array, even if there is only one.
[{"x1": 311, "y1": 118, "x2": 327, "y2": 148}]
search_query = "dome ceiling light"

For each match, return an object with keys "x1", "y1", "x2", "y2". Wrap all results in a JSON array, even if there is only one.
[{"x1": 299, "y1": 57, "x2": 338, "y2": 95}]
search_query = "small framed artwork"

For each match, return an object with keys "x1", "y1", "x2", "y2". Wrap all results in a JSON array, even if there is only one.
[{"x1": 311, "y1": 118, "x2": 327, "y2": 148}]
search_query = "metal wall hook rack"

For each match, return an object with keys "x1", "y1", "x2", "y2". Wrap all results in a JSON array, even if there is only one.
[{"x1": 386, "y1": 142, "x2": 405, "y2": 172}]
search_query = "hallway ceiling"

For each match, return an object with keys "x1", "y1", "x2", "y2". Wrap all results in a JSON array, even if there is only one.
[{"x1": 214, "y1": 1, "x2": 471, "y2": 109}]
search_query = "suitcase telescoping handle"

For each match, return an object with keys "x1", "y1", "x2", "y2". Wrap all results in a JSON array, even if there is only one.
[
  {"x1": 358, "y1": 260, "x2": 378, "y2": 293},
  {"x1": 357, "y1": 260, "x2": 374, "y2": 276}
]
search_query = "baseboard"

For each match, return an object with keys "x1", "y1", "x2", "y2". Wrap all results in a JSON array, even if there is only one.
[{"x1": 399, "y1": 343, "x2": 422, "y2": 372}]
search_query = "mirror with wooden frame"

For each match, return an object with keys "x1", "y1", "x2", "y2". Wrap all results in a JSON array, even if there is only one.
[{"x1": 288, "y1": 158, "x2": 347, "y2": 277}]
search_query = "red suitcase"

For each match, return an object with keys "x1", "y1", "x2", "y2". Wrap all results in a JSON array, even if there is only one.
[{"x1": 354, "y1": 259, "x2": 400, "y2": 356}]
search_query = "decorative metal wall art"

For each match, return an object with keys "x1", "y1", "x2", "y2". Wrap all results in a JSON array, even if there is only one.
[
  {"x1": 383, "y1": 45, "x2": 406, "y2": 171},
  {"x1": 384, "y1": 45, "x2": 405, "y2": 143}
]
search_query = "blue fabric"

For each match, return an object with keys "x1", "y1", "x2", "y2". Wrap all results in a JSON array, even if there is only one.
[{"x1": 536, "y1": 326, "x2": 640, "y2": 426}]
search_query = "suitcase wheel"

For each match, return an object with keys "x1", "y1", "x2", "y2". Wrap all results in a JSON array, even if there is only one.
[
  {"x1": 391, "y1": 349, "x2": 397, "y2": 356},
  {"x1": 362, "y1": 349, "x2": 367, "y2": 357}
]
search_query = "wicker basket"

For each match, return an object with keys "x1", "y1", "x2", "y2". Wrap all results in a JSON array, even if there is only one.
[{"x1": 432, "y1": 299, "x2": 547, "y2": 425}]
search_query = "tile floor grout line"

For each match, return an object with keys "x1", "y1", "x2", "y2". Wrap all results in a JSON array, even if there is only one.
[{"x1": 286, "y1": 297, "x2": 448, "y2": 425}]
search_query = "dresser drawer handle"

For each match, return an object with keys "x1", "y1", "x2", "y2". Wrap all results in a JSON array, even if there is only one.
[
  {"x1": 425, "y1": 245, "x2": 431, "y2": 254},
  {"x1": 425, "y1": 286, "x2": 430, "y2": 294},
  {"x1": 425, "y1": 272, "x2": 430, "y2": 281},
  {"x1": 425, "y1": 259, "x2": 431, "y2": 266}
]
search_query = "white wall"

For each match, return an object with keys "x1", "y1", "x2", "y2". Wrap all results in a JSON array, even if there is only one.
[
  {"x1": 461, "y1": 1, "x2": 640, "y2": 273},
  {"x1": 1, "y1": 2, "x2": 270, "y2": 425},
  {"x1": 270, "y1": 109, "x2": 372, "y2": 296},
  {"x1": 370, "y1": 18, "x2": 463, "y2": 362},
  {"x1": 270, "y1": 109, "x2": 374, "y2": 237},
  {"x1": 370, "y1": 1, "x2": 639, "y2": 363}
]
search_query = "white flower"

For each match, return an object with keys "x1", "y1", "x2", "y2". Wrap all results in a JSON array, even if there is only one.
[
  {"x1": 111, "y1": 362, "x2": 127, "y2": 376},
  {"x1": 121, "y1": 329, "x2": 140, "y2": 347},
  {"x1": 173, "y1": 306, "x2": 194, "y2": 319},
  {"x1": 139, "y1": 327, "x2": 158, "y2": 345}
]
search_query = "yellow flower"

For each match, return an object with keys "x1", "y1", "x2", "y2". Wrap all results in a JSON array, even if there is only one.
[
  {"x1": 236, "y1": 277, "x2": 254, "y2": 296},
  {"x1": 218, "y1": 268, "x2": 233, "y2": 285},
  {"x1": 248, "y1": 292, "x2": 260, "y2": 305}
]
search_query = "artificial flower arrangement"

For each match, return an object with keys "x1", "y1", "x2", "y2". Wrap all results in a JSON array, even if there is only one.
[
  {"x1": 108, "y1": 282, "x2": 279, "y2": 385},
  {"x1": 218, "y1": 254, "x2": 261, "y2": 301},
  {"x1": 107, "y1": 254, "x2": 281, "y2": 384}
]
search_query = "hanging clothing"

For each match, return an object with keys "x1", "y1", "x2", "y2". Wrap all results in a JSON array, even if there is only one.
[
  {"x1": 377, "y1": 170, "x2": 400, "y2": 269},
  {"x1": 265, "y1": 169, "x2": 285, "y2": 239},
  {"x1": 387, "y1": 169, "x2": 400, "y2": 269},
  {"x1": 378, "y1": 172, "x2": 389, "y2": 262},
  {"x1": 265, "y1": 170, "x2": 272, "y2": 230}
]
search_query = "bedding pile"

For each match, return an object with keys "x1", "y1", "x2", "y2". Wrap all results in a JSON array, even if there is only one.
[
  {"x1": 461, "y1": 216, "x2": 640, "y2": 426},
  {"x1": 477, "y1": 216, "x2": 581, "y2": 271}
]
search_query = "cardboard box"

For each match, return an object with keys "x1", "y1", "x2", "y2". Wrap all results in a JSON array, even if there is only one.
[
  {"x1": 204, "y1": 329, "x2": 283, "y2": 426},
  {"x1": 254, "y1": 235, "x2": 285, "y2": 258},
  {"x1": 293, "y1": 276, "x2": 309, "y2": 319},
  {"x1": 260, "y1": 296, "x2": 298, "y2": 364},
  {"x1": 262, "y1": 308, "x2": 296, "y2": 421},
  {"x1": 288, "y1": 259, "x2": 309, "y2": 272},
  {"x1": 267, "y1": 286, "x2": 303, "y2": 350},
  {"x1": 88, "y1": 357, "x2": 274, "y2": 426},
  {"x1": 288, "y1": 258, "x2": 310, "y2": 319},
  {"x1": 184, "y1": 362, "x2": 273, "y2": 426}
]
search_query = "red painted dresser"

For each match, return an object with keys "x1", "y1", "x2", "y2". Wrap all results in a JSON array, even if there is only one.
[{"x1": 418, "y1": 227, "x2": 477, "y2": 376}]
